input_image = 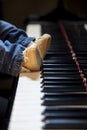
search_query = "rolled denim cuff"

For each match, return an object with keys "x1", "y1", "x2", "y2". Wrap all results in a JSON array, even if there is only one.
[
  {"x1": 3, "y1": 36, "x2": 35, "y2": 76},
  {"x1": 20, "y1": 36, "x2": 35, "y2": 47},
  {"x1": 0, "y1": 41, "x2": 24, "y2": 77},
  {"x1": 9, "y1": 45, "x2": 24, "y2": 77}
]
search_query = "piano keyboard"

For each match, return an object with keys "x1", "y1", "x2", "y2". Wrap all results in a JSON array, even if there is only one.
[
  {"x1": 8, "y1": 21, "x2": 87, "y2": 130},
  {"x1": 41, "y1": 21, "x2": 87, "y2": 129}
]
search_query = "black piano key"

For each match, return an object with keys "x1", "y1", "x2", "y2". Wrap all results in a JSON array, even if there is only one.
[
  {"x1": 42, "y1": 92, "x2": 87, "y2": 106},
  {"x1": 41, "y1": 73, "x2": 81, "y2": 80},
  {"x1": 46, "y1": 50, "x2": 71, "y2": 56},
  {"x1": 42, "y1": 63, "x2": 77, "y2": 68},
  {"x1": 78, "y1": 59, "x2": 87, "y2": 64},
  {"x1": 44, "y1": 54, "x2": 73, "y2": 59},
  {"x1": 43, "y1": 118, "x2": 87, "y2": 129},
  {"x1": 41, "y1": 68, "x2": 78, "y2": 72},
  {"x1": 42, "y1": 66, "x2": 78, "y2": 71},
  {"x1": 42, "y1": 107, "x2": 87, "y2": 120},
  {"x1": 45, "y1": 52, "x2": 73, "y2": 57},
  {"x1": 80, "y1": 64, "x2": 87, "y2": 68},
  {"x1": 48, "y1": 47, "x2": 70, "y2": 52},
  {"x1": 43, "y1": 58, "x2": 74, "y2": 64},
  {"x1": 73, "y1": 45, "x2": 87, "y2": 52},
  {"x1": 41, "y1": 69, "x2": 80, "y2": 74},
  {"x1": 51, "y1": 42, "x2": 66, "y2": 49},
  {"x1": 41, "y1": 80, "x2": 83, "y2": 85},
  {"x1": 41, "y1": 71, "x2": 80, "y2": 76},
  {"x1": 76, "y1": 51, "x2": 87, "y2": 56},
  {"x1": 43, "y1": 63, "x2": 76, "y2": 66},
  {"x1": 42, "y1": 75, "x2": 81, "y2": 81},
  {"x1": 41, "y1": 84, "x2": 85, "y2": 92}
]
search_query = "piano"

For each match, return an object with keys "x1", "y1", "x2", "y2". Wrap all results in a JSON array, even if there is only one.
[
  {"x1": 3, "y1": 20, "x2": 86, "y2": 130},
  {"x1": 40, "y1": 21, "x2": 87, "y2": 129}
]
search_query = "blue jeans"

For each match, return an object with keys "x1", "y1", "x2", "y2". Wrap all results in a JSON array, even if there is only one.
[{"x1": 0, "y1": 20, "x2": 35, "y2": 76}]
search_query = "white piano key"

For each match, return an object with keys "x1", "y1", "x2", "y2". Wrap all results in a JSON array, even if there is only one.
[
  {"x1": 84, "y1": 24, "x2": 87, "y2": 31},
  {"x1": 8, "y1": 121, "x2": 42, "y2": 130},
  {"x1": 26, "y1": 24, "x2": 41, "y2": 38},
  {"x1": 8, "y1": 71, "x2": 44, "y2": 130}
]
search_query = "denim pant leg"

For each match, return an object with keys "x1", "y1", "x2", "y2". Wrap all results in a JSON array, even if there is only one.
[
  {"x1": 0, "y1": 20, "x2": 35, "y2": 46},
  {"x1": 0, "y1": 40, "x2": 24, "y2": 76},
  {"x1": 0, "y1": 20, "x2": 35, "y2": 76}
]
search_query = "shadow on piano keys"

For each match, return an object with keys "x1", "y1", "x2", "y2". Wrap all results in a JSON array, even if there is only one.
[{"x1": 0, "y1": 73, "x2": 18, "y2": 130}]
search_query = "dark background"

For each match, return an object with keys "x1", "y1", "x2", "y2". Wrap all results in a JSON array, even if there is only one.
[{"x1": 0, "y1": 0, "x2": 87, "y2": 29}]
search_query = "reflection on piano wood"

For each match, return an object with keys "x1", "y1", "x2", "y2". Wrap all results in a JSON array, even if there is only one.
[{"x1": 8, "y1": 21, "x2": 87, "y2": 130}]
